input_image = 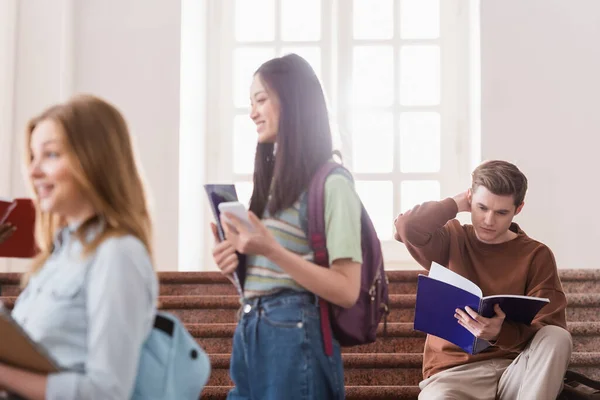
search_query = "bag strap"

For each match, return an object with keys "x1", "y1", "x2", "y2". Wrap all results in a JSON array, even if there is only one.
[
  {"x1": 307, "y1": 161, "x2": 345, "y2": 357},
  {"x1": 154, "y1": 313, "x2": 175, "y2": 337},
  {"x1": 565, "y1": 370, "x2": 600, "y2": 391}
]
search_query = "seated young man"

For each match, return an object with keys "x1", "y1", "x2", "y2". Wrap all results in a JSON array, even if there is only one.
[{"x1": 394, "y1": 160, "x2": 572, "y2": 399}]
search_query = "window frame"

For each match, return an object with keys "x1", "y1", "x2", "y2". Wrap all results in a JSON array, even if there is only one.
[{"x1": 203, "y1": 0, "x2": 474, "y2": 269}]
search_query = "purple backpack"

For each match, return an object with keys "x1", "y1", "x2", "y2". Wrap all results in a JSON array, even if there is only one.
[{"x1": 307, "y1": 161, "x2": 390, "y2": 355}]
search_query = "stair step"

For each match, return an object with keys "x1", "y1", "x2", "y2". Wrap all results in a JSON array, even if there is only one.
[
  {"x1": 190, "y1": 322, "x2": 600, "y2": 354},
  {"x1": 156, "y1": 270, "x2": 600, "y2": 292},
  {"x1": 2, "y1": 269, "x2": 600, "y2": 296},
  {"x1": 173, "y1": 293, "x2": 600, "y2": 323},
  {"x1": 206, "y1": 353, "x2": 423, "y2": 386},
  {"x1": 566, "y1": 294, "x2": 600, "y2": 322},
  {"x1": 200, "y1": 385, "x2": 421, "y2": 399},
  {"x1": 1, "y1": 293, "x2": 598, "y2": 323},
  {"x1": 2, "y1": 269, "x2": 599, "y2": 398},
  {"x1": 159, "y1": 292, "x2": 600, "y2": 316},
  {"x1": 204, "y1": 352, "x2": 600, "y2": 387},
  {"x1": 157, "y1": 293, "x2": 600, "y2": 324},
  {"x1": 158, "y1": 272, "x2": 239, "y2": 296},
  {"x1": 159, "y1": 296, "x2": 241, "y2": 324},
  {"x1": 143, "y1": 269, "x2": 600, "y2": 296}
]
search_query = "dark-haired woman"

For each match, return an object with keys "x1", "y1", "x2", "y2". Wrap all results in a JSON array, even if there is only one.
[{"x1": 211, "y1": 54, "x2": 363, "y2": 400}]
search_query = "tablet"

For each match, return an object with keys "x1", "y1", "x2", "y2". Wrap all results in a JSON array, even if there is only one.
[
  {"x1": 0, "y1": 304, "x2": 60, "y2": 373},
  {"x1": 203, "y1": 184, "x2": 238, "y2": 241},
  {"x1": 203, "y1": 185, "x2": 247, "y2": 295}
]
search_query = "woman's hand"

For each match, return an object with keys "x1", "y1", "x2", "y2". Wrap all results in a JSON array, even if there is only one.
[
  {"x1": 220, "y1": 211, "x2": 281, "y2": 257},
  {"x1": 0, "y1": 362, "x2": 47, "y2": 400},
  {"x1": 0, "y1": 224, "x2": 16, "y2": 245},
  {"x1": 210, "y1": 223, "x2": 239, "y2": 275}
]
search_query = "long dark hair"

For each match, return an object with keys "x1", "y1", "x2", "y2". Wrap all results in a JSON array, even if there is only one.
[{"x1": 249, "y1": 54, "x2": 333, "y2": 218}]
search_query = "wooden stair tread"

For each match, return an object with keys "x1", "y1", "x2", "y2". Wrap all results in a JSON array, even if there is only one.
[
  {"x1": 3, "y1": 270, "x2": 600, "y2": 396},
  {"x1": 3, "y1": 293, "x2": 600, "y2": 308},
  {"x1": 201, "y1": 385, "x2": 421, "y2": 399},
  {"x1": 205, "y1": 352, "x2": 600, "y2": 368},
  {"x1": 185, "y1": 321, "x2": 600, "y2": 337},
  {"x1": 2, "y1": 269, "x2": 600, "y2": 284}
]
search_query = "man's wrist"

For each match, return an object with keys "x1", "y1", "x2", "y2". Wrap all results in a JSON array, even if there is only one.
[
  {"x1": 488, "y1": 326, "x2": 503, "y2": 344},
  {"x1": 0, "y1": 364, "x2": 9, "y2": 388}
]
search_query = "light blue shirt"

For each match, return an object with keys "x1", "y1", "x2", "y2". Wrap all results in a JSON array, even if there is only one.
[{"x1": 10, "y1": 225, "x2": 158, "y2": 400}]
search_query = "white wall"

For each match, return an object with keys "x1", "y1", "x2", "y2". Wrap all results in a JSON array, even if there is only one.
[
  {"x1": 481, "y1": 0, "x2": 600, "y2": 268},
  {"x1": 3, "y1": 0, "x2": 600, "y2": 272},
  {"x1": 0, "y1": 0, "x2": 18, "y2": 204},
  {"x1": 179, "y1": 0, "x2": 208, "y2": 271},
  {"x1": 1, "y1": 0, "x2": 182, "y2": 271}
]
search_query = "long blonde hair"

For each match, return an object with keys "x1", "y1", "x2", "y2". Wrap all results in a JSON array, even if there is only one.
[{"x1": 22, "y1": 94, "x2": 154, "y2": 285}]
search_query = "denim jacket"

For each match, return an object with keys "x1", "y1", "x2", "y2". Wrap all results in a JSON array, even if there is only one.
[{"x1": 10, "y1": 224, "x2": 158, "y2": 400}]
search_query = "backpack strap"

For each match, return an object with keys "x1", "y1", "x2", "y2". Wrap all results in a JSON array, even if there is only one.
[
  {"x1": 564, "y1": 369, "x2": 600, "y2": 391},
  {"x1": 307, "y1": 161, "x2": 347, "y2": 357},
  {"x1": 154, "y1": 313, "x2": 175, "y2": 336}
]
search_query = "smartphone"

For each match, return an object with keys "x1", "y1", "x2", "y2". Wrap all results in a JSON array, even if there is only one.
[{"x1": 218, "y1": 201, "x2": 254, "y2": 232}]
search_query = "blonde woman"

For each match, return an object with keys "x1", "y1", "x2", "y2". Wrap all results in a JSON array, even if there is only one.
[{"x1": 0, "y1": 95, "x2": 158, "y2": 399}]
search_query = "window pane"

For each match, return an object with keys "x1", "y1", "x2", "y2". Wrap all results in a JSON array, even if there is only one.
[
  {"x1": 233, "y1": 47, "x2": 275, "y2": 107},
  {"x1": 233, "y1": 115, "x2": 257, "y2": 174},
  {"x1": 353, "y1": 0, "x2": 393, "y2": 39},
  {"x1": 355, "y1": 181, "x2": 393, "y2": 240},
  {"x1": 352, "y1": 112, "x2": 393, "y2": 173},
  {"x1": 235, "y1": 181, "x2": 254, "y2": 207},
  {"x1": 281, "y1": 47, "x2": 322, "y2": 80},
  {"x1": 235, "y1": 0, "x2": 275, "y2": 42},
  {"x1": 399, "y1": 45, "x2": 440, "y2": 106},
  {"x1": 281, "y1": 0, "x2": 321, "y2": 41},
  {"x1": 400, "y1": 112, "x2": 440, "y2": 172},
  {"x1": 400, "y1": 0, "x2": 440, "y2": 39},
  {"x1": 352, "y1": 46, "x2": 394, "y2": 106},
  {"x1": 400, "y1": 180, "x2": 440, "y2": 212}
]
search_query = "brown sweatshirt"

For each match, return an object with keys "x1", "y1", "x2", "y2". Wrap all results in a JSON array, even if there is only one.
[{"x1": 395, "y1": 198, "x2": 568, "y2": 379}]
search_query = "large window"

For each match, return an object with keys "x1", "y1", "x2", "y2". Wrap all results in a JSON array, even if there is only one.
[{"x1": 203, "y1": 0, "x2": 475, "y2": 268}]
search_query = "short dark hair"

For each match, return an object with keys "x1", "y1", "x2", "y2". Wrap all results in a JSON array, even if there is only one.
[
  {"x1": 249, "y1": 54, "x2": 333, "y2": 217},
  {"x1": 472, "y1": 160, "x2": 528, "y2": 207}
]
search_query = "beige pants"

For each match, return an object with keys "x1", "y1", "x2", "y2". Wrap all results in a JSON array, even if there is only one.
[{"x1": 418, "y1": 325, "x2": 573, "y2": 400}]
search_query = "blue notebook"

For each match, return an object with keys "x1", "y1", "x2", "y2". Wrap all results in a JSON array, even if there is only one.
[{"x1": 413, "y1": 263, "x2": 550, "y2": 354}]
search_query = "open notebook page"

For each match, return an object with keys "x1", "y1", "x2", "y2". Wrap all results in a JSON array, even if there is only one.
[{"x1": 428, "y1": 262, "x2": 483, "y2": 298}]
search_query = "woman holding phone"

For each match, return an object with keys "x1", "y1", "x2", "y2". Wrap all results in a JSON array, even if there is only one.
[{"x1": 211, "y1": 53, "x2": 363, "y2": 399}]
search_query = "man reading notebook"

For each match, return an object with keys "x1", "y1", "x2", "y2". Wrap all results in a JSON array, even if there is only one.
[{"x1": 394, "y1": 160, "x2": 572, "y2": 400}]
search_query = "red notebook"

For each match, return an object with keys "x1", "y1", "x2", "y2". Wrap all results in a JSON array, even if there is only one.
[{"x1": 0, "y1": 198, "x2": 37, "y2": 258}]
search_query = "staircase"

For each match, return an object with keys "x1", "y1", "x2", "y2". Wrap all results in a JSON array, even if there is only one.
[{"x1": 1, "y1": 269, "x2": 599, "y2": 399}]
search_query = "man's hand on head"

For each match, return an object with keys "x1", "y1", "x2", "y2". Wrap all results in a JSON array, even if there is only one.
[
  {"x1": 455, "y1": 304, "x2": 506, "y2": 342},
  {"x1": 452, "y1": 191, "x2": 471, "y2": 213}
]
